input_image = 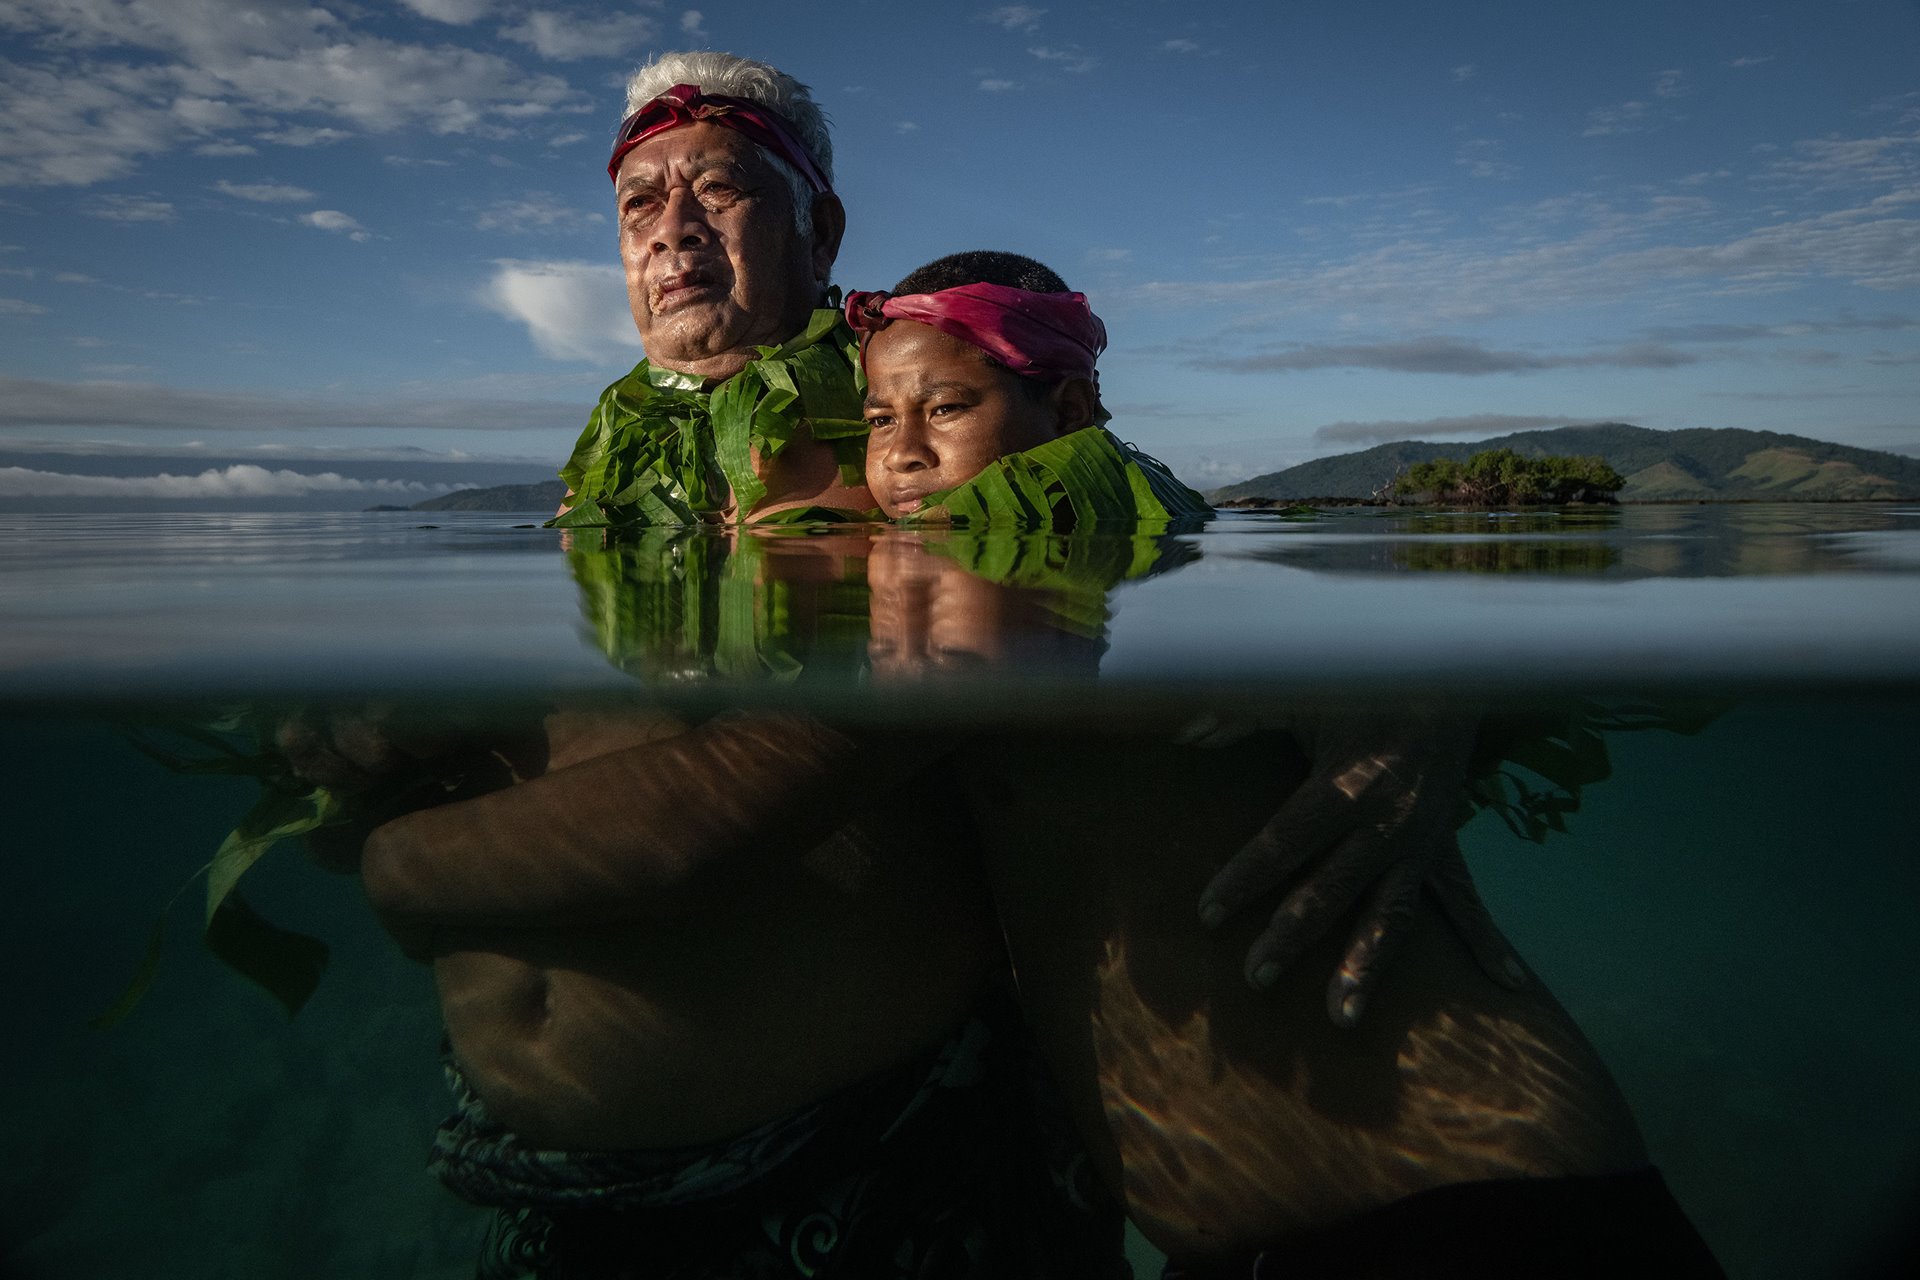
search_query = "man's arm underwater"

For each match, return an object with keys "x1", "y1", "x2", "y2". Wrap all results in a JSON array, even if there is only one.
[{"x1": 357, "y1": 712, "x2": 942, "y2": 936}]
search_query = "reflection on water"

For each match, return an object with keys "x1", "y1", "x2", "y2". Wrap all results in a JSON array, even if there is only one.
[
  {"x1": 2, "y1": 505, "x2": 1918, "y2": 1278},
  {"x1": 5, "y1": 504, "x2": 1919, "y2": 703},
  {"x1": 1229, "y1": 503, "x2": 1920, "y2": 579},
  {"x1": 562, "y1": 525, "x2": 1191, "y2": 693}
]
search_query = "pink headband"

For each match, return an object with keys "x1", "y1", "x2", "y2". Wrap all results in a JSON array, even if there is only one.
[
  {"x1": 843, "y1": 283, "x2": 1107, "y2": 383},
  {"x1": 608, "y1": 83, "x2": 832, "y2": 193}
]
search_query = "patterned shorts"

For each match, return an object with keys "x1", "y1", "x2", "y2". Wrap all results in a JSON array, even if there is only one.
[{"x1": 431, "y1": 988, "x2": 1124, "y2": 1280}]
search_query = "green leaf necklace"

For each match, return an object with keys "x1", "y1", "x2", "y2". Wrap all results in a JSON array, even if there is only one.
[{"x1": 552, "y1": 305, "x2": 871, "y2": 529}]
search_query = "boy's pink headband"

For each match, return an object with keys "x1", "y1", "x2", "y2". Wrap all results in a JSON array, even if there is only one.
[
  {"x1": 843, "y1": 284, "x2": 1107, "y2": 383},
  {"x1": 608, "y1": 83, "x2": 832, "y2": 193}
]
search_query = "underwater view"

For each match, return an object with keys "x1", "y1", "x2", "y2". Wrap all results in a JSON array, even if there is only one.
[
  {"x1": 2, "y1": 503, "x2": 1916, "y2": 1278},
  {"x1": 6, "y1": 1, "x2": 1920, "y2": 1275}
]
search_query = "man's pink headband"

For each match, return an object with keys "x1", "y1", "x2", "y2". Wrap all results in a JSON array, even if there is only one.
[
  {"x1": 843, "y1": 284, "x2": 1107, "y2": 384},
  {"x1": 608, "y1": 83, "x2": 832, "y2": 194}
]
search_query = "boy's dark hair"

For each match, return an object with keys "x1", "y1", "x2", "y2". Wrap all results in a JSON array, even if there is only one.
[
  {"x1": 891, "y1": 250, "x2": 1069, "y2": 297},
  {"x1": 888, "y1": 252, "x2": 1074, "y2": 403}
]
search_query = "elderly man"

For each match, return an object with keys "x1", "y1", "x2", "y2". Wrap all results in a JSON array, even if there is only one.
[
  {"x1": 345, "y1": 52, "x2": 1127, "y2": 1279},
  {"x1": 339, "y1": 51, "x2": 1512, "y2": 1280}
]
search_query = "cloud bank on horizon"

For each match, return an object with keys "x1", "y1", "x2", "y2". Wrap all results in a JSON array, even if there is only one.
[
  {"x1": 1, "y1": 0, "x2": 1916, "y2": 499},
  {"x1": 0, "y1": 462, "x2": 458, "y2": 499}
]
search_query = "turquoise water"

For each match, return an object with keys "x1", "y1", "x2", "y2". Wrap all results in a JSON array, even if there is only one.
[{"x1": 3, "y1": 504, "x2": 1917, "y2": 1276}]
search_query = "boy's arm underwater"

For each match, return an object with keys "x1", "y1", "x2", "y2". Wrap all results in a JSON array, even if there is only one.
[
  {"x1": 961, "y1": 729, "x2": 1666, "y2": 1263},
  {"x1": 1188, "y1": 705, "x2": 1528, "y2": 1025}
]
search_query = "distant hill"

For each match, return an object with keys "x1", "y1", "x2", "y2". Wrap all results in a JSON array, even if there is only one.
[
  {"x1": 1209, "y1": 424, "x2": 1920, "y2": 503},
  {"x1": 380, "y1": 480, "x2": 569, "y2": 512}
]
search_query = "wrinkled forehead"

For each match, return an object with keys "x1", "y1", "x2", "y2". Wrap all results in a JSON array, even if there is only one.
[{"x1": 613, "y1": 120, "x2": 779, "y2": 190}]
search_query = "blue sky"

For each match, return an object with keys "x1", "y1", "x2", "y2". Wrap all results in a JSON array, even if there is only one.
[{"x1": 1, "y1": 0, "x2": 1916, "y2": 505}]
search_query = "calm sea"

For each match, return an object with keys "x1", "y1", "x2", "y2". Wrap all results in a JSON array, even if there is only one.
[{"x1": 2, "y1": 504, "x2": 1916, "y2": 1278}]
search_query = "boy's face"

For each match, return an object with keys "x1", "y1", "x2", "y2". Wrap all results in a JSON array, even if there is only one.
[{"x1": 861, "y1": 320, "x2": 1068, "y2": 518}]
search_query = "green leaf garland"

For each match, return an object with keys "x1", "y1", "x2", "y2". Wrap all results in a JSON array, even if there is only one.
[
  {"x1": 907, "y1": 426, "x2": 1212, "y2": 530},
  {"x1": 552, "y1": 307, "x2": 867, "y2": 529}
]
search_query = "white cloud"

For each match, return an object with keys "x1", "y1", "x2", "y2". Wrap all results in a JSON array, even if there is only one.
[
  {"x1": 1585, "y1": 71, "x2": 1687, "y2": 137},
  {"x1": 1028, "y1": 45, "x2": 1097, "y2": 74},
  {"x1": 1583, "y1": 99, "x2": 1651, "y2": 137},
  {"x1": 0, "y1": 373, "x2": 580, "y2": 432},
  {"x1": 895, "y1": 121, "x2": 919, "y2": 134},
  {"x1": 0, "y1": 464, "x2": 446, "y2": 498},
  {"x1": 398, "y1": 0, "x2": 497, "y2": 23},
  {"x1": 483, "y1": 259, "x2": 642, "y2": 363},
  {"x1": 681, "y1": 9, "x2": 707, "y2": 37},
  {"x1": 301, "y1": 209, "x2": 370, "y2": 240},
  {"x1": 499, "y1": 9, "x2": 660, "y2": 61},
  {"x1": 211, "y1": 179, "x2": 315, "y2": 202},
  {"x1": 1455, "y1": 138, "x2": 1516, "y2": 180},
  {"x1": 85, "y1": 194, "x2": 175, "y2": 221},
  {"x1": 1761, "y1": 129, "x2": 1920, "y2": 191},
  {"x1": 549, "y1": 131, "x2": 587, "y2": 147},
  {"x1": 979, "y1": 79, "x2": 1017, "y2": 92},
  {"x1": 1129, "y1": 168, "x2": 1920, "y2": 330},
  {"x1": 1731, "y1": 55, "x2": 1774, "y2": 69},
  {"x1": 981, "y1": 7, "x2": 1045, "y2": 32},
  {"x1": 1452, "y1": 64, "x2": 1477, "y2": 82},
  {"x1": 1162, "y1": 39, "x2": 1200, "y2": 54},
  {"x1": 475, "y1": 193, "x2": 606, "y2": 233},
  {"x1": 1313, "y1": 414, "x2": 1587, "y2": 445},
  {"x1": 258, "y1": 126, "x2": 352, "y2": 147},
  {"x1": 0, "y1": 297, "x2": 48, "y2": 316},
  {"x1": 55, "y1": 272, "x2": 97, "y2": 284},
  {"x1": 195, "y1": 141, "x2": 258, "y2": 156},
  {"x1": 0, "y1": 0, "x2": 586, "y2": 186},
  {"x1": 0, "y1": 438, "x2": 555, "y2": 466},
  {"x1": 1200, "y1": 335, "x2": 1700, "y2": 375},
  {"x1": 171, "y1": 96, "x2": 254, "y2": 132},
  {"x1": 0, "y1": 59, "x2": 185, "y2": 185}
]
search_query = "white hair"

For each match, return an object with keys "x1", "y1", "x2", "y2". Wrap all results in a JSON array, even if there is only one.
[{"x1": 622, "y1": 51, "x2": 834, "y2": 239}]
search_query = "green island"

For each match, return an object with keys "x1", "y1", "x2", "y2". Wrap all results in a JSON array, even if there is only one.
[
  {"x1": 1208, "y1": 423, "x2": 1920, "y2": 506},
  {"x1": 1389, "y1": 448, "x2": 1625, "y2": 506}
]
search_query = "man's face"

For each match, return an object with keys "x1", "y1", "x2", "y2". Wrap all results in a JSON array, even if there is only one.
[
  {"x1": 615, "y1": 121, "x2": 823, "y2": 380},
  {"x1": 860, "y1": 320, "x2": 1068, "y2": 519}
]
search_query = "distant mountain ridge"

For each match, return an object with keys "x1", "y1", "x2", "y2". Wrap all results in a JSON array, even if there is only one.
[
  {"x1": 1209, "y1": 424, "x2": 1920, "y2": 503},
  {"x1": 381, "y1": 479, "x2": 569, "y2": 512}
]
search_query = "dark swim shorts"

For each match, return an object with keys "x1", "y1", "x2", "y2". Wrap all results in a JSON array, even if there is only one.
[
  {"x1": 430, "y1": 987, "x2": 1123, "y2": 1280},
  {"x1": 1160, "y1": 1166, "x2": 1726, "y2": 1280}
]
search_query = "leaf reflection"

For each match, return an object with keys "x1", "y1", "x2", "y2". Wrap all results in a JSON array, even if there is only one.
[{"x1": 564, "y1": 526, "x2": 1198, "y2": 689}]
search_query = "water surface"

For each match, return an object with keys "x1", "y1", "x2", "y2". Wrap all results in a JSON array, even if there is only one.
[{"x1": 3, "y1": 503, "x2": 1916, "y2": 1278}]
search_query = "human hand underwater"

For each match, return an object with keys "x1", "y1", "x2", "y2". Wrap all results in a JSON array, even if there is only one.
[
  {"x1": 1187, "y1": 706, "x2": 1528, "y2": 1028},
  {"x1": 274, "y1": 703, "x2": 548, "y2": 790},
  {"x1": 273, "y1": 704, "x2": 548, "y2": 872}
]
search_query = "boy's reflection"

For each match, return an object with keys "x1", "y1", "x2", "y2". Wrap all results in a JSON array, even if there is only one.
[{"x1": 865, "y1": 531, "x2": 1110, "y2": 680}]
